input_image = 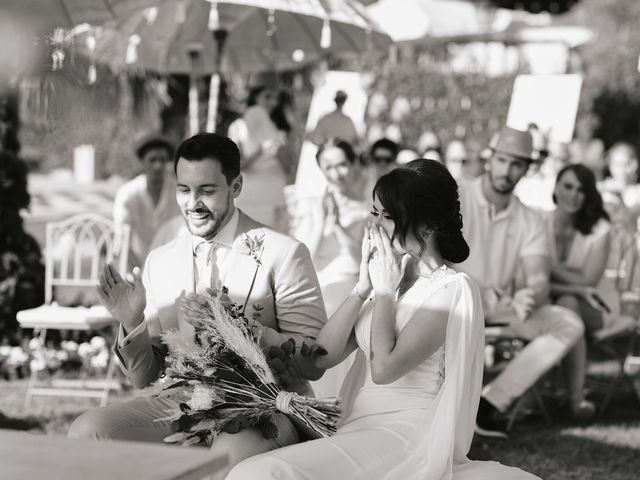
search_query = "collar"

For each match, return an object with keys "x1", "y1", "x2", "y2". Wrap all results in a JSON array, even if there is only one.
[{"x1": 192, "y1": 207, "x2": 240, "y2": 254}]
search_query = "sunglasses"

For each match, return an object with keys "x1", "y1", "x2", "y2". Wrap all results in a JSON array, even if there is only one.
[{"x1": 372, "y1": 155, "x2": 394, "y2": 164}]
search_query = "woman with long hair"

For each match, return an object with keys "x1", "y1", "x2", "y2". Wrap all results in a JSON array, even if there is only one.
[
  {"x1": 291, "y1": 138, "x2": 369, "y2": 398},
  {"x1": 228, "y1": 159, "x2": 538, "y2": 480},
  {"x1": 548, "y1": 164, "x2": 615, "y2": 420}
]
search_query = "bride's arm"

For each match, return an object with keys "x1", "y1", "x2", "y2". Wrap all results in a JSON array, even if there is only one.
[
  {"x1": 369, "y1": 286, "x2": 454, "y2": 385},
  {"x1": 367, "y1": 224, "x2": 452, "y2": 385},
  {"x1": 313, "y1": 225, "x2": 373, "y2": 369},
  {"x1": 314, "y1": 289, "x2": 368, "y2": 369}
]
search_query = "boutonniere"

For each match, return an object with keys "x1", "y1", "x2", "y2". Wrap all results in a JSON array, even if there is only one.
[
  {"x1": 242, "y1": 233, "x2": 265, "y2": 266},
  {"x1": 241, "y1": 233, "x2": 265, "y2": 314}
]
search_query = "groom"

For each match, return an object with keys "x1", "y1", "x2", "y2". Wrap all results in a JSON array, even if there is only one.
[{"x1": 69, "y1": 133, "x2": 327, "y2": 474}]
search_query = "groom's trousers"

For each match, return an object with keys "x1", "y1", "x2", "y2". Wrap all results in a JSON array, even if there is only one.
[
  {"x1": 68, "y1": 395, "x2": 299, "y2": 476},
  {"x1": 482, "y1": 304, "x2": 584, "y2": 412}
]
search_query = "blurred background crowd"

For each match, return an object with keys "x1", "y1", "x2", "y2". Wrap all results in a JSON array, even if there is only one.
[{"x1": 2, "y1": 1, "x2": 640, "y2": 477}]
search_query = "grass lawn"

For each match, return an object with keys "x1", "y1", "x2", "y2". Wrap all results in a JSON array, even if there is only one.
[{"x1": 1, "y1": 364, "x2": 639, "y2": 480}]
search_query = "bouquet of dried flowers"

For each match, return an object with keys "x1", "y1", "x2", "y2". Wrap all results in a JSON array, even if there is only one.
[{"x1": 158, "y1": 289, "x2": 340, "y2": 447}]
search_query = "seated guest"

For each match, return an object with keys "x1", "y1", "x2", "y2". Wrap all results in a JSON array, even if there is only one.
[
  {"x1": 291, "y1": 138, "x2": 368, "y2": 397},
  {"x1": 600, "y1": 143, "x2": 640, "y2": 227},
  {"x1": 309, "y1": 90, "x2": 359, "y2": 148},
  {"x1": 417, "y1": 129, "x2": 442, "y2": 160},
  {"x1": 455, "y1": 126, "x2": 584, "y2": 438},
  {"x1": 569, "y1": 114, "x2": 606, "y2": 181},
  {"x1": 547, "y1": 164, "x2": 618, "y2": 420},
  {"x1": 516, "y1": 141, "x2": 571, "y2": 212},
  {"x1": 362, "y1": 138, "x2": 399, "y2": 202},
  {"x1": 396, "y1": 148, "x2": 420, "y2": 165},
  {"x1": 113, "y1": 134, "x2": 179, "y2": 270},
  {"x1": 444, "y1": 140, "x2": 469, "y2": 181}
]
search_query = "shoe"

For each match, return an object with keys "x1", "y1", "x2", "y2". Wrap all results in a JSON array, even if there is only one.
[
  {"x1": 571, "y1": 399, "x2": 596, "y2": 423},
  {"x1": 475, "y1": 398, "x2": 509, "y2": 439}
]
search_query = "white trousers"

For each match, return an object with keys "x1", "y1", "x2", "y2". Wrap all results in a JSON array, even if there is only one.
[{"x1": 483, "y1": 304, "x2": 584, "y2": 411}]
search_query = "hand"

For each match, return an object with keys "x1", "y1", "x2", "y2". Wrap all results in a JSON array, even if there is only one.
[
  {"x1": 581, "y1": 287, "x2": 611, "y2": 313},
  {"x1": 97, "y1": 263, "x2": 146, "y2": 332},
  {"x1": 368, "y1": 224, "x2": 403, "y2": 296},
  {"x1": 512, "y1": 288, "x2": 535, "y2": 322},
  {"x1": 262, "y1": 139, "x2": 281, "y2": 157},
  {"x1": 356, "y1": 224, "x2": 373, "y2": 298},
  {"x1": 181, "y1": 288, "x2": 233, "y2": 329},
  {"x1": 323, "y1": 191, "x2": 339, "y2": 226}
]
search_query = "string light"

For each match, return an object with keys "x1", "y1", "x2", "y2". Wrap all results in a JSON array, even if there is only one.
[
  {"x1": 50, "y1": 28, "x2": 66, "y2": 70},
  {"x1": 292, "y1": 49, "x2": 305, "y2": 62},
  {"x1": 321, "y1": 18, "x2": 331, "y2": 49},
  {"x1": 176, "y1": 0, "x2": 186, "y2": 23},
  {"x1": 125, "y1": 34, "x2": 141, "y2": 64},
  {"x1": 51, "y1": 49, "x2": 65, "y2": 71},
  {"x1": 86, "y1": 32, "x2": 96, "y2": 53},
  {"x1": 208, "y1": 1, "x2": 220, "y2": 31},
  {"x1": 88, "y1": 64, "x2": 97, "y2": 84},
  {"x1": 267, "y1": 9, "x2": 276, "y2": 37},
  {"x1": 143, "y1": 7, "x2": 158, "y2": 25}
]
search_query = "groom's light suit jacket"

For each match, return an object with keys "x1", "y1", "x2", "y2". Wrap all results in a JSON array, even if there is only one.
[{"x1": 114, "y1": 210, "x2": 327, "y2": 394}]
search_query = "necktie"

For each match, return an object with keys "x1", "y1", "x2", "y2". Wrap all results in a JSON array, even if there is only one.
[
  {"x1": 195, "y1": 242, "x2": 220, "y2": 294},
  {"x1": 183, "y1": 242, "x2": 220, "y2": 341}
]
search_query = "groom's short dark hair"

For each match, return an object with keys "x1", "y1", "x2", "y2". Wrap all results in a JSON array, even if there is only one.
[{"x1": 174, "y1": 132, "x2": 241, "y2": 184}]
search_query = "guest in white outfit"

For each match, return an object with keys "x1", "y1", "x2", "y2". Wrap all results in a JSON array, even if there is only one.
[
  {"x1": 310, "y1": 90, "x2": 359, "y2": 147},
  {"x1": 600, "y1": 143, "x2": 640, "y2": 227},
  {"x1": 113, "y1": 134, "x2": 179, "y2": 269},
  {"x1": 547, "y1": 164, "x2": 617, "y2": 420},
  {"x1": 229, "y1": 85, "x2": 288, "y2": 231},
  {"x1": 291, "y1": 138, "x2": 368, "y2": 397},
  {"x1": 228, "y1": 159, "x2": 540, "y2": 480},
  {"x1": 361, "y1": 138, "x2": 399, "y2": 203},
  {"x1": 456, "y1": 126, "x2": 584, "y2": 438}
]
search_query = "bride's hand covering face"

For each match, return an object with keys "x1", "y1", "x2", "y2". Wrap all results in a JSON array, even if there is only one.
[
  {"x1": 368, "y1": 224, "x2": 404, "y2": 297},
  {"x1": 356, "y1": 223, "x2": 373, "y2": 295}
]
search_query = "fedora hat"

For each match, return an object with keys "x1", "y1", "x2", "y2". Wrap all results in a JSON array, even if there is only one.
[
  {"x1": 134, "y1": 133, "x2": 174, "y2": 160},
  {"x1": 489, "y1": 126, "x2": 534, "y2": 161}
]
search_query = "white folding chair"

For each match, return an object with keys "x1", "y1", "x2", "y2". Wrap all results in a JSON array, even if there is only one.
[{"x1": 17, "y1": 213, "x2": 130, "y2": 408}]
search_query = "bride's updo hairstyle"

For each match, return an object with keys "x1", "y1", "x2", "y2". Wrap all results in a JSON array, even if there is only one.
[{"x1": 372, "y1": 158, "x2": 470, "y2": 263}]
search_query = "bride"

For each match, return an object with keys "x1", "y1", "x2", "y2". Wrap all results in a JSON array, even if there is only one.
[{"x1": 227, "y1": 159, "x2": 540, "y2": 480}]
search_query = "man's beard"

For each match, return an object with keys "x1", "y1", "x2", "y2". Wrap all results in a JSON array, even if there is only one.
[
  {"x1": 489, "y1": 174, "x2": 515, "y2": 195},
  {"x1": 183, "y1": 191, "x2": 233, "y2": 239}
]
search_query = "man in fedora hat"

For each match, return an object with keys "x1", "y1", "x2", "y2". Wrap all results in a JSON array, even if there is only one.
[
  {"x1": 113, "y1": 133, "x2": 180, "y2": 269},
  {"x1": 310, "y1": 90, "x2": 359, "y2": 147},
  {"x1": 456, "y1": 126, "x2": 584, "y2": 438}
]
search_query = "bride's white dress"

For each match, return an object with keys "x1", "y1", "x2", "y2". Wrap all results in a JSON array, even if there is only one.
[{"x1": 227, "y1": 268, "x2": 541, "y2": 480}]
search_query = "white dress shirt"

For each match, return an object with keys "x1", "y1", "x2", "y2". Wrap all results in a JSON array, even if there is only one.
[{"x1": 118, "y1": 208, "x2": 240, "y2": 346}]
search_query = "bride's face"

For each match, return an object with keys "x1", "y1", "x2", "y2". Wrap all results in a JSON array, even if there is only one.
[{"x1": 371, "y1": 195, "x2": 422, "y2": 255}]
